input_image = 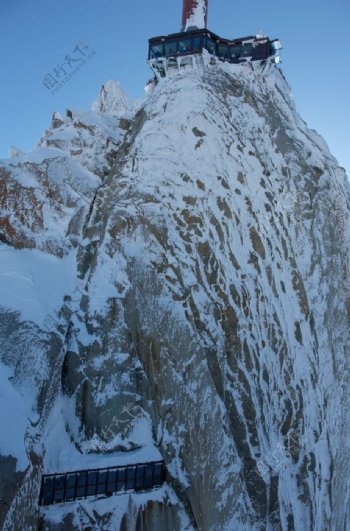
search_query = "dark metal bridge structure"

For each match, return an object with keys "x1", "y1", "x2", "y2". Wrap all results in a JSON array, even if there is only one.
[{"x1": 39, "y1": 460, "x2": 165, "y2": 506}]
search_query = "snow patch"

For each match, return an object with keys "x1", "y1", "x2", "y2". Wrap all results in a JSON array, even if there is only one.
[
  {"x1": 42, "y1": 396, "x2": 162, "y2": 474},
  {"x1": 0, "y1": 247, "x2": 76, "y2": 328},
  {"x1": 0, "y1": 362, "x2": 33, "y2": 470}
]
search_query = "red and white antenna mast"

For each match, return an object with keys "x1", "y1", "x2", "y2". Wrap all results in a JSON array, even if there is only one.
[{"x1": 181, "y1": 0, "x2": 208, "y2": 31}]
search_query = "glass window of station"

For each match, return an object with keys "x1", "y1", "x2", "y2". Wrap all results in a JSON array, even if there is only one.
[{"x1": 149, "y1": 43, "x2": 164, "y2": 59}]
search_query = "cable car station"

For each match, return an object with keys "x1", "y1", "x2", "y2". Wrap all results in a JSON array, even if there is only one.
[{"x1": 148, "y1": 0, "x2": 281, "y2": 78}]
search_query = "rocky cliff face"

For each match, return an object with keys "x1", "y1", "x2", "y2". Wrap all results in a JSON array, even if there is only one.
[{"x1": 0, "y1": 63, "x2": 349, "y2": 530}]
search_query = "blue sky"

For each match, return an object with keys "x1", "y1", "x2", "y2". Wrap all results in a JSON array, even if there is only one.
[{"x1": 1, "y1": 0, "x2": 349, "y2": 175}]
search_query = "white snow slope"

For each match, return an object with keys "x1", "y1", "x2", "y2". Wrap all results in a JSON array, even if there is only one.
[{"x1": 0, "y1": 64, "x2": 349, "y2": 530}]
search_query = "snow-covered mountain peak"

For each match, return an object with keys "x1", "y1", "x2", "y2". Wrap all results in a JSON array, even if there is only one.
[
  {"x1": 1, "y1": 60, "x2": 350, "y2": 530},
  {"x1": 91, "y1": 79, "x2": 137, "y2": 115}
]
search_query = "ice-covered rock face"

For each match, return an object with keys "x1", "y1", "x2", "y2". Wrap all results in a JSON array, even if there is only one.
[
  {"x1": 61, "y1": 63, "x2": 350, "y2": 529},
  {"x1": 1, "y1": 64, "x2": 350, "y2": 530}
]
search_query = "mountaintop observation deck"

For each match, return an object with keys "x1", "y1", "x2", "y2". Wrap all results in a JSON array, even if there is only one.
[
  {"x1": 147, "y1": 1, "x2": 281, "y2": 78},
  {"x1": 148, "y1": 28, "x2": 281, "y2": 77}
]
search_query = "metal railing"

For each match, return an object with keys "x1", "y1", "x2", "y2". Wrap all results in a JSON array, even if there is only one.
[{"x1": 39, "y1": 460, "x2": 165, "y2": 506}]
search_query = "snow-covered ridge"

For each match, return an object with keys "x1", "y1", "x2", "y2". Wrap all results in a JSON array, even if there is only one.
[{"x1": 0, "y1": 80, "x2": 137, "y2": 256}]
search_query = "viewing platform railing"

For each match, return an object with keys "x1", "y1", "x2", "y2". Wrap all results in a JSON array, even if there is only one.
[{"x1": 39, "y1": 460, "x2": 166, "y2": 506}]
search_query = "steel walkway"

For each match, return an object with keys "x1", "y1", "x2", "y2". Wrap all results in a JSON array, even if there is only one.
[{"x1": 39, "y1": 460, "x2": 165, "y2": 506}]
